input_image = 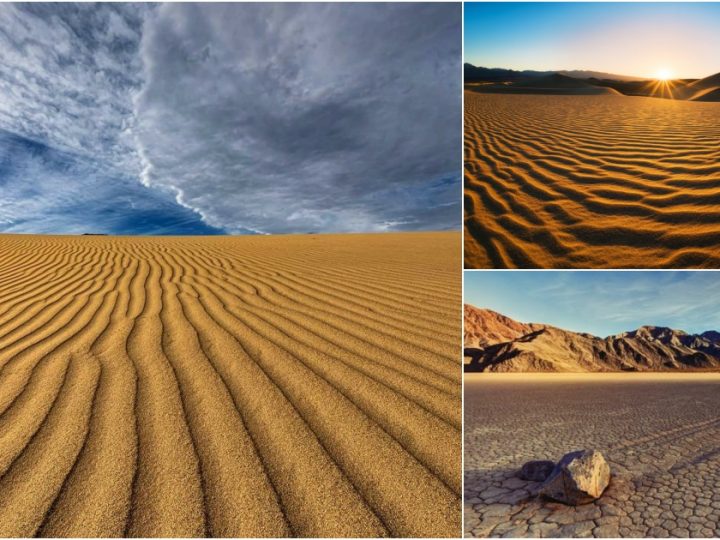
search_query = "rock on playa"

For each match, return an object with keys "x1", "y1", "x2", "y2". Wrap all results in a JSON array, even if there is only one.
[{"x1": 539, "y1": 450, "x2": 611, "y2": 505}]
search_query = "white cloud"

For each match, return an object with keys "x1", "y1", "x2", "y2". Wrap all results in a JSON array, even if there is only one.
[{"x1": 0, "y1": 4, "x2": 149, "y2": 174}]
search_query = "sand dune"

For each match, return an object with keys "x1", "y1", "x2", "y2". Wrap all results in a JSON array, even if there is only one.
[
  {"x1": 467, "y1": 73, "x2": 620, "y2": 96},
  {"x1": 680, "y1": 72, "x2": 720, "y2": 102},
  {"x1": 0, "y1": 232, "x2": 461, "y2": 538},
  {"x1": 465, "y1": 92, "x2": 720, "y2": 268},
  {"x1": 690, "y1": 87, "x2": 720, "y2": 102}
]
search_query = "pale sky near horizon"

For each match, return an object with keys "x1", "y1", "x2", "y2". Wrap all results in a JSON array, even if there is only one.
[
  {"x1": 464, "y1": 271, "x2": 720, "y2": 338},
  {"x1": 465, "y1": 2, "x2": 720, "y2": 80}
]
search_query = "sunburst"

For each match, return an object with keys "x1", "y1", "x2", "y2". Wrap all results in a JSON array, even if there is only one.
[
  {"x1": 655, "y1": 68, "x2": 674, "y2": 81},
  {"x1": 646, "y1": 69, "x2": 678, "y2": 99}
]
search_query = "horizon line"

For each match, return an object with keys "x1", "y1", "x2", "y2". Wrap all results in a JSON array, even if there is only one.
[{"x1": 464, "y1": 62, "x2": 716, "y2": 81}]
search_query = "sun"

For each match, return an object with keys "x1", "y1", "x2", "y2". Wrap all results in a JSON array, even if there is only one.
[{"x1": 655, "y1": 68, "x2": 674, "y2": 81}]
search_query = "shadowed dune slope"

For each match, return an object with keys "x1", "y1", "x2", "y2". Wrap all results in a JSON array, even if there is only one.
[
  {"x1": 0, "y1": 232, "x2": 461, "y2": 538},
  {"x1": 468, "y1": 74, "x2": 620, "y2": 96},
  {"x1": 691, "y1": 87, "x2": 720, "y2": 102},
  {"x1": 682, "y1": 72, "x2": 720, "y2": 102},
  {"x1": 464, "y1": 92, "x2": 720, "y2": 268},
  {"x1": 688, "y1": 73, "x2": 720, "y2": 101}
]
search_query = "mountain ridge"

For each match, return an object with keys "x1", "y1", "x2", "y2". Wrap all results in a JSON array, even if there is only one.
[
  {"x1": 464, "y1": 64, "x2": 648, "y2": 83},
  {"x1": 464, "y1": 305, "x2": 720, "y2": 372},
  {"x1": 464, "y1": 63, "x2": 720, "y2": 101}
]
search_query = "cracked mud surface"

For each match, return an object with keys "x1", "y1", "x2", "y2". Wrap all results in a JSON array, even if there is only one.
[{"x1": 464, "y1": 374, "x2": 720, "y2": 537}]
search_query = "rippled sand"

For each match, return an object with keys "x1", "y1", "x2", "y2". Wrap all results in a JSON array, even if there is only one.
[
  {"x1": 464, "y1": 92, "x2": 720, "y2": 268},
  {"x1": 0, "y1": 232, "x2": 461, "y2": 537}
]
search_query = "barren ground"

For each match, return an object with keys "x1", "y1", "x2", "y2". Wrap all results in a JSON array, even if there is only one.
[{"x1": 464, "y1": 374, "x2": 720, "y2": 537}]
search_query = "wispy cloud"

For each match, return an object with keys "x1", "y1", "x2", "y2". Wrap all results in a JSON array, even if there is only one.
[
  {"x1": 0, "y1": 4, "x2": 147, "y2": 172},
  {"x1": 0, "y1": 129, "x2": 222, "y2": 235},
  {"x1": 0, "y1": 3, "x2": 461, "y2": 235}
]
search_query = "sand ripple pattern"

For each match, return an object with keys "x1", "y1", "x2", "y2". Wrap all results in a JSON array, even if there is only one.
[
  {"x1": 0, "y1": 232, "x2": 461, "y2": 538},
  {"x1": 464, "y1": 92, "x2": 720, "y2": 268}
]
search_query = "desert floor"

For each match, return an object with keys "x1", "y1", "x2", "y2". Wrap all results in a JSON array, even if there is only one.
[
  {"x1": 464, "y1": 373, "x2": 720, "y2": 538},
  {"x1": 0, "y1": 232, "x2": 461, "y2": 538},
  {"x1": 464, "y1": 92, "x2": 720, "y2": 268}
]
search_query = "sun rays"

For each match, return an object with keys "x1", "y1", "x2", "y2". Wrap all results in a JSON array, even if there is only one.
[{"x1": 646, "y1": 75, "x2": 680, "y2": 99}]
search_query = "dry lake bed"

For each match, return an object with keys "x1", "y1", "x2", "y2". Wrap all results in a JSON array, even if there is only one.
[{"x1": 464, "y1": 374, "x2": 720, "y2": 538}]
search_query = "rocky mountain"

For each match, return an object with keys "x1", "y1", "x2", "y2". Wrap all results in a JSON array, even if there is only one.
[
  {"x1": 464, "y1": 304, "x2": 720, "y2": 372},
  {"x1": 463, "y1": 305, "x2": 544, "y2": 348}
]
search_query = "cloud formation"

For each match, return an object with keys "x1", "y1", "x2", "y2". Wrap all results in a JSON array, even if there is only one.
[
  {"x1": 0, "y1": 128, "x2": 222, "y2": 235},
  {"x1": 0, "y1": 3, "x2": 146, "y2": 172},
  {"x1": 0, "y1": 3, "x2": 461, "y2": 235}
]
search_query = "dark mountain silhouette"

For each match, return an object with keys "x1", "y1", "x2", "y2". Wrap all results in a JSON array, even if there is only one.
[{"x1": 464, "y1": 64, "x2": 645, "y2": 83}]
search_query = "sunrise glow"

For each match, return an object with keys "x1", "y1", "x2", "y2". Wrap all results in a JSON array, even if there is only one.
[{"x1": 655, "y1": 68, "x2": 674, "y2": 81}]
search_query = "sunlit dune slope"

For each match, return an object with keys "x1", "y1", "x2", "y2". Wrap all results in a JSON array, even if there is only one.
[
  {"x1": 0, "y1": 232, "x2": 461, "y2": 538},
  {"x1": 464, "y1": 92, "x2": 720, "y2": 268}
]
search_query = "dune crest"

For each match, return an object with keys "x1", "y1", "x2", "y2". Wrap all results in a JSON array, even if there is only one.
[{"x1": 0, "y1": 232, "x2": 461, "y2": 538}]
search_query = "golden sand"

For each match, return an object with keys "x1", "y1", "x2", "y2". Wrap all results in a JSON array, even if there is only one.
[
  {"x1": 464, "y1": 92, "x2": 720, "y2": 268},
  {"x1": 0, "y1": 232, "x2": 460, "y2": 537}
]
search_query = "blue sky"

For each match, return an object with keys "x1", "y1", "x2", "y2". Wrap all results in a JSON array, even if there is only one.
[
  {"x1": 0, "y1": 3, "x2": 460, "y2": 235},
  {"x1": 464, "y1": 271, "x2": 720, "y2": 337},
  {"x1": 0, "y1": 129, "x2": 223, "y2": 235},
  {"x1": 465, "y1": 2, "x2": 720, "y2": 79}
]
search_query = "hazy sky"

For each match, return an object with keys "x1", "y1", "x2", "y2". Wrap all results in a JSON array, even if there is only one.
[
  {"x1": 464, "y1": 271, "x2": 720, "y2": 337},
  {"x1": 0, "y1": 3, "x2": 460, "y2": 235},
  {"x1": 465, "y1": 2, "x2": 720, "y2": 79}
]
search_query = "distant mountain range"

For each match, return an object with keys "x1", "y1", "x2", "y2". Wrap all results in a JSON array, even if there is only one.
[
  {"x1": 464, "y1": 64, "x2": 647, "y2": 83},
  {"x1": 464, "y1": 64, "x2": 720, "y2": 101},
  {"x1": 464, "y1": 305, "x2": 720, "y2": 372}
]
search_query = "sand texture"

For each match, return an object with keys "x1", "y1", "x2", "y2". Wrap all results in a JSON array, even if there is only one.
[
  {"x1": 0, "y1": 232, "x2": 461, "y2": 538},
  {"x1": 465, "y1": 374, "x2": 720, "y2": 538},
  {"x1": 464, "y1": 92, "x2": 720, "y2": 268}
]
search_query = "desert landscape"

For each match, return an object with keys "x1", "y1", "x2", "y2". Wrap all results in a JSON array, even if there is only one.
[
  {"x1": 464, "y1": 303, "x2": 720, "y2": 538},
  {"x1": 465, "y1": 373, "x2": 720, "y2": 538},
  {"x1": 0, "y1": 232, "x2": 461, "y2": 538},
  {"x1": 464, "y1": 305, "x2": 720, "y2": 372},
  {"x1": 464, "y1": 81, "x2": 720, "y2": 268},
  {"x1": 463, "y1": 2, "x2": 720, "y2": 269}
]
